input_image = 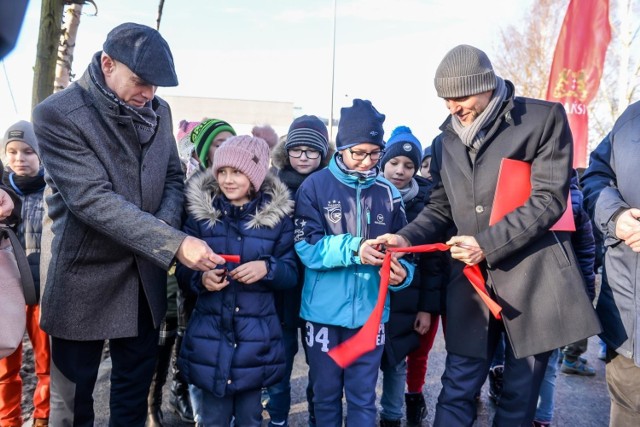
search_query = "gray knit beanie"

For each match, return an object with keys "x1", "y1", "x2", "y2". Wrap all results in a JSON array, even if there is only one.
[
  {"x1": 3, "y1": 120, "x2": 39, "y2": 158},
  {"x1": 434, "y1": 45, "x2": 497, "y2": 98}
]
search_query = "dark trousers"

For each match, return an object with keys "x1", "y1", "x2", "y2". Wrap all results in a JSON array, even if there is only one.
[
  {"x1": 606, "y1": 350, "x2": 640, "y2": 426},
  {"x1": 200, "y1": 388, "x2": 262, "y2": 427},
  {"x1": 434, "y1": 323, "x2": 550, "y2": 427},
  {"x1": 49, "y1": 295, "x2": 159, "y2": 427},
  {"x1": 266, "y1": 326, "x2": 299, "y2": 423},
  {"x1": 305, "y1": 321, "x2": 384, "y2": 427}
]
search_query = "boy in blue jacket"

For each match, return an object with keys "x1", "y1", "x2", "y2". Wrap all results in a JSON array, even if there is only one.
[{"x1": 294, "y1": 99, "x2": 414, "y2": 426}]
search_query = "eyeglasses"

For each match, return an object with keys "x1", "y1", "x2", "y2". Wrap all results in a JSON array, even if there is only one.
[
  {"x1": 347, "y1": 148, "x2": 384, "y2": 161},
  {"x1": 288, "y1": 148, "x2": 321, "y2": 159}
]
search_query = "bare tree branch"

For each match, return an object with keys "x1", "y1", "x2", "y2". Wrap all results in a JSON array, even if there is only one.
[{"x1": 157, "y1": 0, "x2": 165, "y2": 31}]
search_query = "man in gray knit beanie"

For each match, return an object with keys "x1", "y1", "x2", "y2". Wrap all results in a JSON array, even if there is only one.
[
  {"x1": 434, "y1": 44, "x2": 497, "y2": 99},
  {"x1": 376, "y1": 44, "x2": 599, "y2": 427},
  {"x1": 434, "y1": 45, "x2": 508, "y2": 153}
]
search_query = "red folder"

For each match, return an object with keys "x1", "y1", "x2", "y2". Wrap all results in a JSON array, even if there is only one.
[{"x1": 489, "y1": 158, "x2": 575, "y2": 231}]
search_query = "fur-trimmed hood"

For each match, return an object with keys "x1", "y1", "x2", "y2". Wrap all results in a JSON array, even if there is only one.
[
  {"x1": 185, "y1": 170, "x2": 293, "y2": 229},
  {"x1": 270, "y1": 134, "x2": 336, "y2": 170}
]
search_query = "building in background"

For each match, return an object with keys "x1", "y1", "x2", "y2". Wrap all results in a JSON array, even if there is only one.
[{"x1": 162, "y1": 95, "x2": 295, "y2": 138}]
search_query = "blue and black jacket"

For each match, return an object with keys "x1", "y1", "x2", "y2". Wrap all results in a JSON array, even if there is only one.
[{"x1": 294, "y1": 155, "x2": 415, "y2": 329}]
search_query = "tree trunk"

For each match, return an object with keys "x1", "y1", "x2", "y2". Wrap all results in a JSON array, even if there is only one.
[
  {"x1": 31, "y1": 0, "x2": 65, "y2": 111},
  {"x1": 54, "y1": 3, "x2": 83, "y2": 92}
]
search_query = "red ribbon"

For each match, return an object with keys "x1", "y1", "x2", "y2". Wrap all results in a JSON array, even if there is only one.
[
  {"x1": 327, "y1": 243, "x2": 502, "y2": 368},
  {"x1": 220, "y1": 254, "x2": 240, "y2": 263}
]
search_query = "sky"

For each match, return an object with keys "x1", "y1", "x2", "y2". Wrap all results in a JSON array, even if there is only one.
[{"x1": 0, "y1": 0, "x2": 534, "y2": 148}]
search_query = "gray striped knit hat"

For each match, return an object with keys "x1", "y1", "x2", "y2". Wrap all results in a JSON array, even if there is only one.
[
  {"x1": 285, "y1": 115, "x2": 329, "y2": 159},
  {"x1": 434, "y1": 45, "x2": 497, "y2": 98}
]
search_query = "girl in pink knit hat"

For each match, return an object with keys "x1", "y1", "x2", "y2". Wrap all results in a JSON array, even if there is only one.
[{"x1": 175, "y1": 135, "x2": 298, "y2": 426}]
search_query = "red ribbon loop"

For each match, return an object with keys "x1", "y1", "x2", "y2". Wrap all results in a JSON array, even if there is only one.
[{"x1": 328, "y1": 243, "x2": 502, "y2": 368}]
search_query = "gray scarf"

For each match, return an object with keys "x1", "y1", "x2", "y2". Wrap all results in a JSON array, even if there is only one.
[
  {"x1": 335, "y1": 154, "x2": 380, "y2": 180},
  {"x1": 398, "y1": 178, "x2": 419, "y2": 203},
  {"x1": 88, "y1": 53, "x2": 158, "y2": 145},
  {"x1": 451, "y1": 76, "x2": 508, "y2": 152}
]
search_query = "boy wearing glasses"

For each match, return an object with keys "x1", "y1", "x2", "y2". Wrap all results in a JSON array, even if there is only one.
[
  {"x1": 293, "y1": 99, "x2": 414, "y2": 426},
  {"x1": 267, "y1": 115, "x2": 333, "y2": 427}
]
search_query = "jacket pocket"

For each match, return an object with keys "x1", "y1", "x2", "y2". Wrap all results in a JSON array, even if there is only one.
[
  {"x1": 550, "y1": 232, "x2": 571, "y2": 268},
  {"x1": 69, "y1": 229, "x2": 93, "y2": 274},
  {"x1": 306, "y1": 270, "x2": 324, "y2": 303}
]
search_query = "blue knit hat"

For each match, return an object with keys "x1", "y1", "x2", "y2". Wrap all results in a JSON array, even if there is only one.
[
  {"x1": 336, "y1": 99, "x2": 385, "y2": 151},
  {"x1": 381, "y1": 126, "x2": 422, "y2": 175}
]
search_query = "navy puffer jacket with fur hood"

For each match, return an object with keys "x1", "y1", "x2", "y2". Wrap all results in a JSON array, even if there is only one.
[{"x1": 176, "y1": 171, "x2": 298, "y2": 397}]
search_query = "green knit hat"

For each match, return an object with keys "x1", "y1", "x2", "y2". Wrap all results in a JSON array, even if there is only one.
[{"x1": 190, "y1": 119, "x2": 236, "y2": 168}]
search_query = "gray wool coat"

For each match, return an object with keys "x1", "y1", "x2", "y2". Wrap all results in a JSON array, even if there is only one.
[
  {"x1": 33, "y1": 64, "x2": 186, "y2": 340},
  {"x1": 399, "y1": 82, "x2": 601, "y2": 359}
]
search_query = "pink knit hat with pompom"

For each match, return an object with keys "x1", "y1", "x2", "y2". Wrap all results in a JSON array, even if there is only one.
[{"x1": 212, "y1": 135, "x2": 271, "y2": 190}]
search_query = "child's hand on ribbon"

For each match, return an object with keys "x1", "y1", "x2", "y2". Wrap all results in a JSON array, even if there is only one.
[
  {"x1": 387, "y1": 255, "x2": 407, "y2": 285},
  {"x1": 202, "y1": 268, "x2": 229, "y2": 291},
  {"x1": 229, "y1": 260, "x2": 268, "y2": 284},
  {"x1": 359, "y1": 239, "x2": 386, "y2": 266},
  {"x1": 447, "y1": 235, "x2": 485, "y2": 266},
  {"x1": 371, "y1": 233, "x2": 411, "y2": 253}
]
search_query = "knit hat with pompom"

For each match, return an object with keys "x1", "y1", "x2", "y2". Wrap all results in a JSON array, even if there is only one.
[
  {"x1": 380, "y1": 126, "x2": 422, "y2": 175},
  {"x1": 251, "y1": 124, "x2": 278, "y2": 150},
  {"x1": 212, "y1": 135, "x2": 271, "y2": 190}
]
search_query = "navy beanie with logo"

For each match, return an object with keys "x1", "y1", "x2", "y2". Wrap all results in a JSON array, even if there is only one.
[
  {"x1": 336, "y1": 99, "x2": 385, "y2": 151},
  {"x1": 381, "y1": 126, "x2": 422, "y2": 175}
]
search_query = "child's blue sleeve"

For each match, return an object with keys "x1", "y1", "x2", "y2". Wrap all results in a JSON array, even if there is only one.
[{"x1": 294, "y1": 234, "x2": 364, "y2": 270}]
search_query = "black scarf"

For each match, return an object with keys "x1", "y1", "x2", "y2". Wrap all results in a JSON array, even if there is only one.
[
  {"x1": 277, "y1": 165, "x2": 319, "y2": 194},
  {"x1": 2, "y1": 169, "x2": 46, "y2": 196}
]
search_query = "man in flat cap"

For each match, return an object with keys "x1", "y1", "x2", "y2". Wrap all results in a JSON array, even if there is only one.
[
  {"x1": 32, "y1": 22, "x2": 224, "y2": 426},
  {"x1": 377, "y1": 44, "x2": 601, "y2": 425}
]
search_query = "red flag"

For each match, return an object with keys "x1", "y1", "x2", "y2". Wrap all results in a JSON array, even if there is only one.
[{"x1": 546, "y1": 0, "x2": 611, "y2": 169}]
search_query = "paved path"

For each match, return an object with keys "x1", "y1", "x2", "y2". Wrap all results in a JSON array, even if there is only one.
[
  {"x1": 17, "y1": 310, "x2": 610, "y2": 426},
  {"x1": 85, "y1": 329, "x2": 609, "y2": 426}
]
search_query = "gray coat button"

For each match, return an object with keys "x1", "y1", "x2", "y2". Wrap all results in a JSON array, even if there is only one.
[{"x1": 475, "y1": 205, "x2": 484, "y2": 213}]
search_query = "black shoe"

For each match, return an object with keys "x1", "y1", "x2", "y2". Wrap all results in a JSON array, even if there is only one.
[
  {"x1": 405, "y1": 392, "x2": 427, "y2": 426},
  {"x1": 169, "y1": 379, "x2": 195, "y2": 423},
  {"x1": 380, "y1": 418, "x2": 402, "y2": 427},
  {"x1": 169, "y1": 335, "x2": 195, "y2": 423},
  {"x1": 488, "y1": 364, "x2": 504, "y2": 403}
]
